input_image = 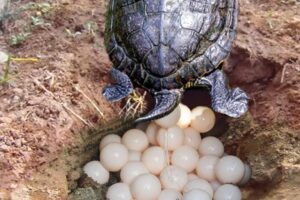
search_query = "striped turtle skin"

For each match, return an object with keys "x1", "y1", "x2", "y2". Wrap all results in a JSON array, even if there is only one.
[{"x1": 103, "y1": 0, "x2": 249, "y2": 122}]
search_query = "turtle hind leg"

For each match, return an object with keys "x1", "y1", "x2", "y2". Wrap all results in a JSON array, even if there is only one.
[
  {"x1": 196, "y1": 70, "x2": 249, "y2": 118},
  {"x1": 135, "y1": 89, "x2": 183, "y2": 123},
  {"x1": 103, "y1": 68, "x2": 133, "y2": 102}
]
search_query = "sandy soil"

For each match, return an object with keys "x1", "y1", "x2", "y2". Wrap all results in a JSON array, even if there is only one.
[{"x1": 0, "y1": 0, "x2": 299, "y2": 199}]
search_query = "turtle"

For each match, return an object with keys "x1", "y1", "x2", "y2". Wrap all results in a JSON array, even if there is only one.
[{"x1": 103, "y1": 0, "x2": 249, "y2": 123}]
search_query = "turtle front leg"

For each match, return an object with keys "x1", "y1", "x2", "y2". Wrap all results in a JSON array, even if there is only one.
[
  {"x1": 195, "y1": 70, "x2": 249, "y2": 118},
  {"x1": 103, "y1": 68, "x2": 133, "y2": 102}
]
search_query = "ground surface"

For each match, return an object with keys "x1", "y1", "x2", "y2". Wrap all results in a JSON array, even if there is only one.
[{"x1": 0, "y1": 0, "x2": 299, "y2": 199}]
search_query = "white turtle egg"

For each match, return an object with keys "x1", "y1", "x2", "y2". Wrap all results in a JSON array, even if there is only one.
[
  {"x1": 210, "y1": 180, "x2": 221, "y2": 192},
  {"x1": 128, "y1": 150, "x2": 141, "y2": 162},
  {"x1": 130, "y1": 173, "x2": 161, "y2": 200},
  {"x1": 188, "y1": 174, "x2": 199, "y2": 181},
  {"x1": 122, "y1": 129, "x2": 149, "y2": 152},
  {"x1": 157, "y1": 126, "x2": 184, "y2": 151},
  {"x1": 158, "y1": 189, "x2": 183, "y2": 200},
  {"x1": 141, "y1": 146, "x2": 167, "y2": 175},
  {"x1": 83, "y1": 161, "x2": 109, "y2": 184},
  {"x1": 171, "y1": 145, "x2": 199, "y2": 172},
  {"x1": 238, "y1": 163, "x2": 252, "y2": 186},
  {"x1": 145, "y1": 122, "x2": 159, "y2": 145},
  {"x1": 190, "y1": 106, "x2": 215, "y2": 133},
  {"x1": 155, "y1": 105, "x2": 181, "y2": 128},
  {"x1": 198, "y1": 136, "x2": 224, "y2": 157},
  {"x1": 99, "y1": 134, "x2": 121, "y2": 150},
  {"x1": 120, "y1": 161, "x2": 149, "y2": 184},
  {"x1": 214, "y1": 184, "x2": 242, "y2": 200},
  {"x1": 177, "y1": 104, "x2": 192, "y2": 128},
  {"x1": 215, "y1": 156, "x2": 245, "y2": 184},
  {"x1": 183, "y1": 127, "x2": 201, "y2": 149},
  {"x1": 183, "y1": 178, "x2": 213, "y2": 197},
  {"x1": 196, "y1": 155, "x2": 219, "y2": 181},
  {"x1": 106, "y1": 182, "x2": 132, "y2": 200},
  {"x1": 160, "y1": 165, "x2": 188, "y2": 192},
  {"x1": 100, "y1": 143, "x2": 128, "y2": 172},
  {"x1": 183, "y1": 189, "x2": 211, "y2": 200}
]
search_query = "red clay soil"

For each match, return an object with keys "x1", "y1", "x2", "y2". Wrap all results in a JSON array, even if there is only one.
[{"x1": 0, "y1": 0, "x2": 299, "y2": 199}]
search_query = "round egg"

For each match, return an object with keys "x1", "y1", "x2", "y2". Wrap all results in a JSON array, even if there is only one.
[
  {"x1": 128, "y1": 150, "x2": 141, "y2": 162},
  {"x1": 141, "y1": 146, "x2": 167, "y2": 175},
  {"x1": 106, "y1": 183, "x2": 132, "y2": 200},
  {"x1": 183, "y1": 178, "x2": 213, "y2": 198},
  {"x1": 177, "y1": 104, "x2": 192, "y2": 128},
  {"x1": 157, "y1": 126, "x2": 184, "y2": 151},
  {"x1": 171, "y1": 145, "x2": 199, "y2": 172},
  {"x1": 196, "y1": 155, "x2": 219, "y2": 181},
  {"x1": 130, "y1": 173, "x2": 161, "y2": 200},
  {"x1": 188, "y1": 174, "x2": 199, "y2": 181},
  {"x1": 215, "y1": 156, "x2": 245, "y2": 184},
  {"x1": 83, "y1": 161, "x2": 109, "y2": 184},
  {"x1": 100, "y1": 143, "x2": 128, "y2": 172},
  {"x1": 198, "y1": 136, "x2": 224, "y2": 157},
  {"x1": 183, "y1": 127, "x2": 201, "y2": 149},
  {"x1": 238, "y1": 163, "x2": 252, "y2": 186},
  {"x1": 158, "y1": 189, "x2": 183, "y2": 200},
  {"x1": 145, "y1": 123, "x2": 159, "y2": 145},
  {"x1": 120, "y1": 161, "x2": 149, "y2": 184},
  {"x1": 155, "y1": 105, "x2": 181, "y2": 128},
  {"x1": 214, "y1": 184, "x2": 242, "y2": 200},
  {"x1": 190, "y1": 106, "x2": 215, "y2": 133},
  {"x1": 99, "y1": 134, "x2": 121, "y2": 150},
  {"x1": 160, "y1": 165, "x2": 188, "y2": 192},
  {"x1": 183, "y1": 189, "x2": 211, "y2": 200},
  {"x1": 122, "y1": 129, "x2": 149, "y2": 151},
  {"x1": 210, "y1": 181, "x2": 221, "y2": 192}
]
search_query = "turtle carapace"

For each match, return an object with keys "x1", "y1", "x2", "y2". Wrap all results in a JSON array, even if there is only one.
[{"x1": 103, "y1": 0, "x2": 249, "y2": 122}]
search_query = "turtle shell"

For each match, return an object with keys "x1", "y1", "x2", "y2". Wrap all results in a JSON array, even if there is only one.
[{"x1": 105, "y1": 0, "x2": 238, "y2": 91}]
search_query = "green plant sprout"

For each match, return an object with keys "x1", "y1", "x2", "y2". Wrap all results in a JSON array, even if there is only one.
[
  {"x1": 84, "y1": 21, "x2": 98, "y2": 36},
  {"x1": 9, "y1": 32, "x2": 30, "y2": 46},
  {"x1": 0, "y1": 55, "x2": 39, "y2": 84},
  {"x1": 31, "y1": 16, "x2": 45, "y2": 26},
  {"x1": 21, "y1": 2, "x2": 51, "y2": 14},
  {"x1": 0, "y1": 55, "x2": 11, "y2": 84}
]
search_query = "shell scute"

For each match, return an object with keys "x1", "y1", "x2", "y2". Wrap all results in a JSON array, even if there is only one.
[
  {"x1": 128, "y1": 30, "x2": 153, "y2": 61},
  {"x1": 170, "y1": 29, "x2": 200, "y2": 60},
  {"x1": 180, "y1": 12, "x2": 204, "y2": 32},
  {"x1": 143, "y1": 15, "x2": 160, "y2": 45},
  {"x1": 144, "y1": 0, "x2": 160, "y2": 13},
  {"x1": 145, "y1": 46, "x2": 180, "y2": 77},
  {"x1": 125, "y1": 12, "x2": 145, "y2": 33}
]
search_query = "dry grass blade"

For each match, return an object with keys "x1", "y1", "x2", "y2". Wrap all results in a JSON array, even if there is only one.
[
  {"x1": 119, "y1": 90, "x2": 147, "y2": 119},
  {"x1": 32, "y1": 78, "x2": 94, "y2": 128},
  {"x1": 74, "y1": 85, "x2": 105, "y2": 120}
]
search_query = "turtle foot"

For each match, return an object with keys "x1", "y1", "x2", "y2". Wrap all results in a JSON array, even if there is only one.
[
  {"x1": 103, "y1": 68, "x2": 133, "y2": 102},
  {"x1": 135, "y1": 89, "x2": 183, "y2": 123},
  {"x1": 195, "y1": 69, "x2": 249, "y2": 118},
  {"x1": 212, "y1": 87, "x2": 249, "y2": 118}
]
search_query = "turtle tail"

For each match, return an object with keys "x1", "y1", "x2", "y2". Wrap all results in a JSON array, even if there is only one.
[{"x1": 135, "y1": 89, "x2": 183, "y2": 123}]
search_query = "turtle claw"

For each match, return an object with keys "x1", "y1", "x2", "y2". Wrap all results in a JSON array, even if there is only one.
[
  {"x1": 196, "y1": 70, "x2": 249, "y2": 118},
  {"x1": 212, "y1": 87, "x2": 249, "y2": 118},
  {"x1": 103, "y1": 68, "x2": 133, "y2": 102}
]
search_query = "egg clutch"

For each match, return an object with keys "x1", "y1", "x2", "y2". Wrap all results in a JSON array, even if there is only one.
[{"x1": 83, "y1": 104, "x2": 251, "y2": 200}]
